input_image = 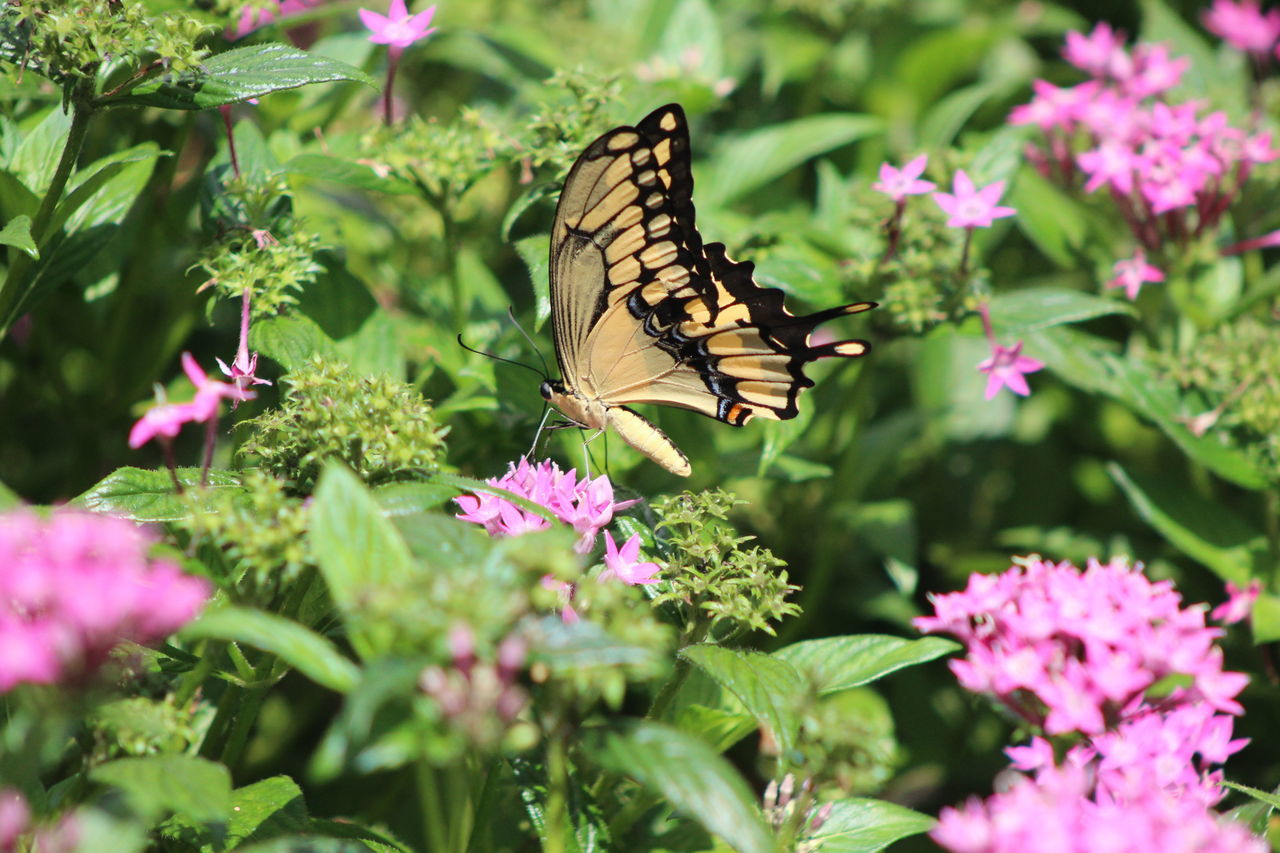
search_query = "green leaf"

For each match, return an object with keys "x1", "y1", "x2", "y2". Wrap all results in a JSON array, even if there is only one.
[
  {"x1": 702, "y1": 114, "x2": 882, "y2": 206},
  {"x1": 514, "y1": 233, "x2": 550, "y2": 329},
  {"x1": 1251, "y1": 593, "x2": 1280, "y2": 644},
  {"x1": 804, "y1": 797, "x2": 934, "y2": 853},
  {"x1": 1107, "y1": 464, "x2": 1265, "y2": 584},
  {"x1": 309, "y1": 463, "x2": 414, "y2": 659},
  {"x1": 101, "y1": 44, "x2": 377, "y2": 110},
  {"x1": 773, "y1": 635, "x2": 958, "y2": 694},
  {"x1": 225, "y1": 777, "x2": 310, "y2": 848},
  {"x1": 253, "y1": 314, "x2": 341, "y2": 373},
  {"x1": 90, "y1": 755, "x2": 231, "y2": 824},
  {"x1": 580, "y1": 720, "x2": 772, "y2": 853},
  {"x1": 0, "y1": 478, "x2": 19, "y2": 510},
  {"x1": 72, "y1": 467, "x2": 240, "y2": 522},
  {"x1": 52, "y1": 144, "x2": 166, "y2": 237},
  {"x1": 373, "y1": 481, "x2": 457, "y2": 515},
  {"x1": 679, "y1": 645, "x2": 804, "y2": 755},
  {"x1": 0, "y1": 214, "x2": 36, "y2": 257},
  {"x1": 1223, "y1": 781, "x2": 1280, "y2": 810},
  {"x1": 284, "y1": 153, "x2": 417, "y2": 195},
  {"x1": 237, "y1": 838, "x2": 377, "y2": 853},
  {"x1": 991, "y1": 286, "x2": 1133, "y2": 336},
  {"x1": 511, "y1": 757, "x2": 611, "y2": 853},
  {"x1": 182, "y1": 606, "x2": 360, "y2": 693},
  {"x1": 1007, "y1": 166, "x2": 1094, "y2": 269},
  {"x1": 525, "y1": 615, "x2": 667, "y2": 678}
]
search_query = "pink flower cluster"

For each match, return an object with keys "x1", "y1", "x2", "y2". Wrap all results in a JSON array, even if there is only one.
[
  {"x1": 874, "y1": 158, "x2": 1016, "y2": 230},
  {"x1": 920, "y1": 556, "x2": 1259, "y2": 853},
  {"x1": 0, "y1": 511, "x2": 210, "y2": 691},
  {"x1": 1203, "y1": 0, "x2": 1280, "y2": 60},
  {"x1": 915, "y1": 556, "x2": 1247, "y2": 735},
  {"x1": 1011, "y1": 23, "x2": 1279, "y2": 266}
]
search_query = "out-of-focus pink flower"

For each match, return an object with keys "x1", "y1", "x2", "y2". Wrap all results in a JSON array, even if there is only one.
[
  {"x1": 1211, "y1": 580, "x2": 1262, "y2": 624},
  {"x1": 1078, "y1": 138, "x2": 1141, "y2": 194},
  {"x1": 127, "y1": 400, "x2": 200, "y2": 449},
  {"x1": 455, "y1": 458, "x2": 636, "y2": 553},
  {"x1": 601, "y1": 532, "x2": 661, "y2": 586},
  {"x1": 933, "y1": 171, "x2": 1016, "y2": 229},
  {"x1": 540, "y1": 576, "x2": 579, "y2": 625},
  {"x1": 1125, "y1": 43, "x2": 1190, "y2": 98},
  {"x1": 231, "y1": 0, "x2": 324, "y2": 40},
  {"x1": 871, "y1": 155, "x2": 936, "y2": 201},
  {"x1": 1106, "y1": 249, "x2": 1165, "y2": 300},
  {"x1": 914, "y1": 556, "x2": 1249, "y2": 736},
  {"x1": 1008, "y1": 80, "x2": 1098, "y2": 133},
  {"x1": 359, "y1": 0, "x2": 437, "y2": 49},
  {"x1": 129, "y1": 353, "x2": 255, "y2": 449},
  {"x1": 1204, "y1": 0, "x2": 1280, "y2": 57},
  {"x1": 0, "y1": 788, "x2": 30, "y2": 851},
  {"x1": 1062, "y1": 23, "x2": 1129, "y2": 78},
  {"x1": 977, "y1": 342, "x2": 1045, "y2": 400},
  {"x1": 0, "y1": 510, "x2": 210, "y2": 691}
]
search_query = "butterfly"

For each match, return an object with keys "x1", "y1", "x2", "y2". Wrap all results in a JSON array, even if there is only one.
[{"x1": 539, "y1": 103, "x2": 875, "y2": 476}]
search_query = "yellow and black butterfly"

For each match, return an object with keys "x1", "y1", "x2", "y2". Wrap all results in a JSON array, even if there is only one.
[{"x1": 539, "y1": 103, "x2": 874, "y2": 476}]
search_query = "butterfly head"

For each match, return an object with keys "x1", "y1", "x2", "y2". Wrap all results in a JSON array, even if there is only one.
[{"x1": 539, "y1": 379, "x2": 566, "y2": 401}]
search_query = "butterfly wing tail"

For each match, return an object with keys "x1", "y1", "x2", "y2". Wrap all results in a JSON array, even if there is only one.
[{"x1": 609, "y1": 406, "x2": 692, "y2": 477}]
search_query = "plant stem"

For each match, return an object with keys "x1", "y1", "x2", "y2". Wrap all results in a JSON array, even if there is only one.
[
  {"x1": 646, "y1": 654, "x2": 691, "y2": 722},
  {"x1": 543, "y1": 732, "x2": 569, "y2": 853},
  {"x1": 417, "y1": 761, "x2": 451, "y2": 853},
  {"x1": 465, "y1": 759, "x2": 500, "y2": 853},
  {"x1": 0, "y1": 98, "x2": 94, "y2": 338}
]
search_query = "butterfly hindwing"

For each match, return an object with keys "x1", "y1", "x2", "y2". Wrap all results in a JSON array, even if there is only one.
[{"x1": 544, "y1": 103, "x2": 874, "y2": 475}]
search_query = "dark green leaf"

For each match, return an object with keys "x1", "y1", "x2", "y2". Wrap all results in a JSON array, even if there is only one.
[
  {"x1": 0, "y1": 214, "x2": 36, "y2": 257},
  {"x1": 237, "y1": 838, "x2": 376, "y2": 853},
  {"x1": 226, "y1": 777, "x2": 310, "y2": 848},
  {"x1": 101, "y1": 44, "x2": 377, "y2": 110},
  {"x1": 703, "y1": 114, "x2": 882, "y2": 205},
  {"x1": 284, "y1": 153, "x2": 417, "y2": 195},
  {"x1": 252, "y1": 314, "x2": 341, "y2": 373},
  {"x1": 680, "y1": 644, "x2": 804, "y2": 755},
  {"x1": 991, "y1": 286, "x2": 1134, "y2": 336},
  {"x1": 511, "y1": 757, "x2": 610, "y2": 853},
  {"x1": 804, "y1": 797, "x2": 934, "y2": 853},
  {"x1": 774, "y1": 635, "x2": 958, "y2": 694},
  {"x1": 580, "y1": 720, "x2": 772, "y2": 853},
  {"x1": 90, "y1": 755, "x2": 231, "y2": 824},
  {"x1": 72, "y1": 467, "x2": 240, "y2": 522},
  {"x1": 182, "y1": 606, "x2": 360, "y2": 693},
  {"x1": 373, "y1": 481, "x2": 457, "y2": 515}
]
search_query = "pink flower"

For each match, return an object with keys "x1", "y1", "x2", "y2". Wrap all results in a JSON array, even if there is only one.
[
  {"x1": 231, "y1": 0, "x2": 323, "y2": 40},
  {"x1": 540, "y1": 576, "x2": 579, "y2": 625},
  {"x1": 871, "y1": 155, "x2": 935, "y2": 201},
  {"x1": 0, "y1": 789, "x2": 29, "y2": 851},
  {"x1": 1078, "y1": 138, "x2": 1140, "y2": 194},
  {"x1": 1125, "y1": 43, "x2": 1190, "y2": 98},
  {"x1": 1008, "y1": 80, "x2": 1098, "y2": 133},
  {"x1": 215, "y1": 290, "x2": 272, "y2": 402},
  {"x1": 933, "y1": 171, "x2": 1016, "y2": 229},
  {"x1": 1106, "y1": 249, "x2": 1165, "y2": 300},
  {"x1": 977, "y1": 342, "x2": 1044, "y2": 399},
  {"x1": 359, "y1": 0, "x2": 437, "y2": 49},
  {"x1": 1211, "y1": 580, "x2": 1261, "y2": 624},
  {"x1": 601, "y1": 532, "x2": 661, "y2": 586},
  {"x1": 1062, "y1": 23, "x2": 1129, "y2": 78},
  {"x1": 455, "y1": 458, "x2": 636, "y2": 553},
  {"x1": 0, "y1": 510, "x2": 210, "y2": 691},
  {"x1": 129, "y1": 353, "x2": 255, "y2": 449},
  {"x1": 1204, "y1": 0, "x2": 1280, "y2": 56}
]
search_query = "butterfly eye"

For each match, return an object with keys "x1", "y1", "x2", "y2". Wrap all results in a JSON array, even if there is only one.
[{"x1": 539, "y1": 380, "x2": 554, "y2": 400}]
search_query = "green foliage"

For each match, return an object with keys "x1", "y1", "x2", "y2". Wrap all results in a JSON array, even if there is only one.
[
  {"x1": 240, "y1": 357, "x2": 449, "y2": 491},
  {"x1": 652, "y1": 489, "x2": 800, "y2": 639}
]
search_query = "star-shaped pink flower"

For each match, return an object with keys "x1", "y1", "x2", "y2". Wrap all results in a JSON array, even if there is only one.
[
  {"x1": 601, "y1": 531, "x2": 661, "y2": 586},
  {"x1": 872, "y1": 155, "x2": 935, "y2": 201},
  {"x1": 933, "y1": 170, "x2": 1016, "y2": 229},
  {"x1": 359, "y1": 0, "x2": 437, "y2": 49},
  {"x1": 128, "y1": 353, "x2": 256, "y2": 449},
  {"x1": 216, "y1": 290, "x2": 272, "y2": 404},
  {"x1": 1204, "y1": 0, "x2": 1280, "y2": 56},
  {"x1": 1106, "y1": 249, "x2": 1164, "y2": 300},
  {"x1": 977, "y1": 341, "x2": 1044, "y2": 399},
  {"x1": 1211, "y1": 579, "x2": 1261, "y2": 625}
]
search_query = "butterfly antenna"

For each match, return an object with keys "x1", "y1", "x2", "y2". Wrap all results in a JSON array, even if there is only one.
[
  {"x1": 456, "y1": 334, "x2": 546, "y2": 379},
  {"x1": 507, "y1": 306, "x2": 553, "y2": 379}
]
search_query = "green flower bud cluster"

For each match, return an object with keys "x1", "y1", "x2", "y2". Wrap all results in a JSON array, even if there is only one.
[
  {"x1": 87, "y1": 696, "x2": 200, "y2": 762},
  {"x1": 650, "y1": 489, "x2": 800, "y2": 640},
  {"x1": 522, "y1": 68, "x2": 624, "y2": 178},
  {"x1": 178, "y1": 470, "x2": 311, "y2": 601},
  {"x1": 364, "y1": 107, "x2": 514, "y2": 204},
  {"x1": 240, "y1": 356, "x2": 449, "y2": 492}
]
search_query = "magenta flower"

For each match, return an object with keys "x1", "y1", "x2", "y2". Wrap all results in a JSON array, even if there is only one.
[
  {"x1": 1106, "y1": 249, "x2": 1165, "y2": 300},
  {"x1": 871, "y1": 155, "x2": 935, "y2": 201},
  {"x1": 1008, "y1": 80, "x2": 1098, "y2": 133},
  {"x1": 933, "y1": 171, "x2": 1016, "y2": 229},
  {"x1": 1077, "y1": 138, "x2": 1140, "y2": 195},
  {"x1": 1062, "y1": 22, "x2": 1129, "y2": 78},
  {"x1": 129, "y1": 352, "x2": 254, "y2": 448},
  {"x1": 0, "y1": 789, "x2": 29, "y2": 851},
  {"x1": 359, "y1": 0, "x2": 437, "y2": 48},
  {"x1": 0, "y1": 510, "x2": 210, "y2": 691},
  {"x1": 1204, "y1": 0, "x2": 1280, "y2": 57},
  {"x1": 540, "y1": 576, "x2": 579, "y2": 625},
  {"x1": 601, "y1": 531, "x2": 661, "y2": 586},
  {"x1": 1211, "y1": 579, "x2": 1261, "y2": 624},
  {"x1": 914, "y1": 555, "x2": 1249, "y2": 736},
  {"x1": 456, "y1": 458, "x2": 637, "y2": 553},
  {"x1": 977, "y1": 342, "x2": 1044, "y2": 400},
  {"x1": 215, "y1": 289, "x2": 272, "y2": 403}
]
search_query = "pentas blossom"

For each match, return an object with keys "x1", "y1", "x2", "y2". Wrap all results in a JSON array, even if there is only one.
[
  {"x1": 1212, "y1": 579, "x2": 1261, "y2": 624},
  {"x1": 359, "y1": 0, "x2": 437, "y2": 49},
  {"x1": 231, "y1": 0, "x2": 323, "y2": 40},
  {"x1": 601, "y1": 531, "x2": 661, "y2": 585},
  {"x1": 932, "y1": 171, "x2": 1016, "y2": 229},
  {"x1": 455, "y1": 457, "x2": 637, "y2": 553},
  {"x1": 975, "y1": 303, "x2": 1044, "y2": 400},
  {"x1": 871, "y1": 155, "x2": 935, "y2": 201},
  {"x1": 914, "y1": 556, "x2": 1249, "y2": 735},
  {"x1": 1203, "y1": 0, "x2": 1280, "y2": 57},
  {"x1": 215, "y1": 289, "x2": 272, "y2": 403},
  {"x1": 128, "y1": 352, "x2": 255, "y2": 449},
  {"x1": 0, "y1": 510, "x2": 210, "y2": 691},
  {"x1": 1106, "y1": 249, "x2": 1165, "y2": 300}
]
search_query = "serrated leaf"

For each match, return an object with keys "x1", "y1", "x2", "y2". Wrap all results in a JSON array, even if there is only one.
[
  {"x1": 309, "y1": 464, "x2": 414, "y2": 659},
  {"x1": 580, "y1": 720, "x2": 772, "y2": 853},
  {"x1": 991, "y1": 286, "x2": 1133, "y2": 336},
  {"x1": 72, "y1": 467, "x2": 240, "y2": 522},
  {"x1": 90, "y1": 755, "x2": 231, "y2": 824},
  {"x1": 774, "y1": 635, "x2": 958, "y2": 694},
  {"x1": 226, "y1": 777, "x2": 310, "y2": 848},
  {"x1": 1107, "y1": 464, "x2": 1264, "y2": 584},
  {"x1": 182, "y1": 606, "x2": 359, "y2": 693},
  {"x1": 703, "y1": 114, "x2": 881, "y2": 205},
  {"x1": 680, "y1": 645, "x2": 804, "y2": 755},
  {"x1": 804, "y1": 797, "x2": 934, "y2": 853},
  {"x1": 0, "y1": 214, "x2": 36, "y2": 257},
  {"x1": 102, "y1": 44, "x2": 377, "y2": 110}
]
